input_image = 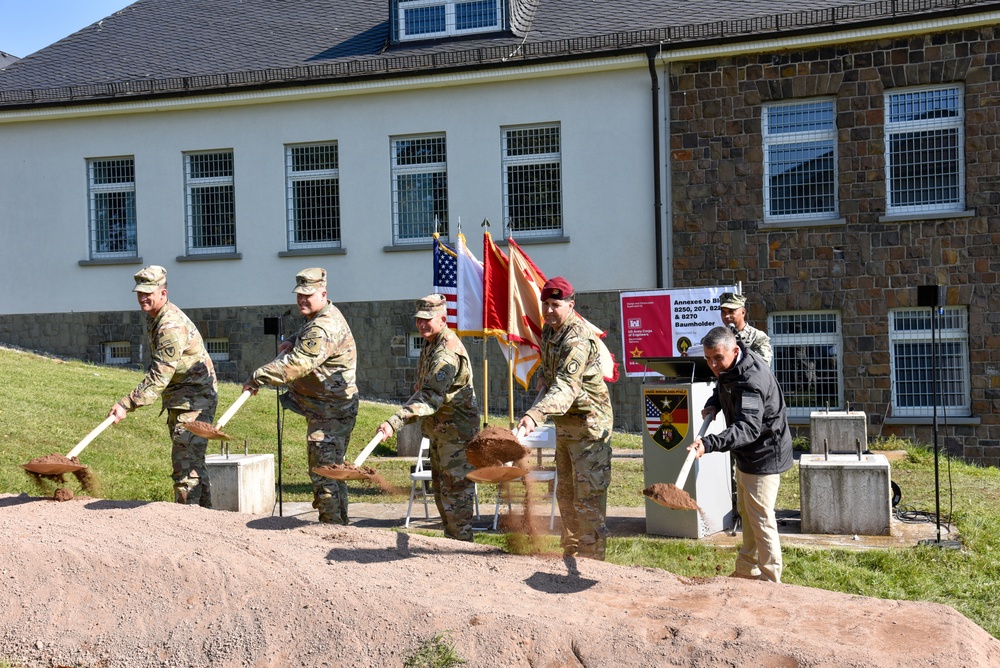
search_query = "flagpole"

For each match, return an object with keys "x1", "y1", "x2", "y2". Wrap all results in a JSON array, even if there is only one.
[{"x1": 506, "y1": 232, "x2": 516, "y2": 426}]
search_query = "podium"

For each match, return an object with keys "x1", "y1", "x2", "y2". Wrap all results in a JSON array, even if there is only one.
[{"x1": 636, "y1": 357, "x2": 732, "y2": 538}]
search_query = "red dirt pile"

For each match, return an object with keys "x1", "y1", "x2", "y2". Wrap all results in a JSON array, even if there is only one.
[
  {"x1": 466, "y1": 426, "x2": 529, "y2": 468},
  {"x1": 643, "y1": 482, "x2": 700, "y2": 510}
]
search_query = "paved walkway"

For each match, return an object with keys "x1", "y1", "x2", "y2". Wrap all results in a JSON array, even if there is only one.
[{"x1": 270, "y1": 499, "x2": 951, "y2": 551}]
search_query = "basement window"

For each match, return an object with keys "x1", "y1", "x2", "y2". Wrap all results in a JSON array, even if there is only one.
[
  {"x1": 394, "y1": 0, "x2": 504, "y2": 41},
  {"x1": 102, "y1": 341, "x2": 131, "y2": 365}
]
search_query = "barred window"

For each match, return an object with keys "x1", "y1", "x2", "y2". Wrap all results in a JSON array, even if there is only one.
[
  {"x1": 407, "y1": 332, "x2": 424, "y2": 358},
  {"x1": 502, "y1": 124, "x2": 562, "y2": 238},
  {"x1": 885, "y1": 86, "x2": 964, "y2": 214},
  {"x1": 888, "y1": 306, "x2": 970, "y2": 417},
  {"x1": 88, "y1": 157, "x2": 138, "y2": 259},
  {"x1": 763, "y1": 100, "x2": 837, "y2": 221},
  {"x1": 286, "y1": 143, "x2": 340, "y2": 249},
  {"x1": 184, "y1": 151, "x2": 236, "y2": 254},
  {"x1": 204, "y1": 337, "x2": 230, "y2": 362},
  {"x1": 395, "y1": 0, "x2": 502, "y2": 41},
  {"x1": 102, "y1": 341, "x2": 131, "y2": 365},
  {"x1": 768, "y1": 311, "x2": 843, "y2": 418},
  {"x1": 391, "y1": 135, "x2": 448, "y2": 244}
]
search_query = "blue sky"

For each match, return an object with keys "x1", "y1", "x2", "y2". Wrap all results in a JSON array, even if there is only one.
[{"x1": 0, "y1": 0, "x2": 134, "y2": 58}]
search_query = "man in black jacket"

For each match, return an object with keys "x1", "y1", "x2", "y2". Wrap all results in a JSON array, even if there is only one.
[{"x1": 689, "y1": 326, "x2": 793, "y2": 582}]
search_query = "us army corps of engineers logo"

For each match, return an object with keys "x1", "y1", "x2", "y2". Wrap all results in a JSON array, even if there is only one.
[{"x1": 644, "y1": 387, "x2": 690, "y2": 451}]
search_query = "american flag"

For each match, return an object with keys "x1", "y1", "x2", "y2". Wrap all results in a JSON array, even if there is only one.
[
  {"x1": 433, "y1": 238, "x2": 458, "y2": 326},
  {"x1": 645, "y1": 395, "x2": 662, "y2": 436}
]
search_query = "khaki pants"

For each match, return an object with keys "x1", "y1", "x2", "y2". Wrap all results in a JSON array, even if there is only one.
[{"x1": 735, "y1": 469, "x2": 782, "y2": 582}]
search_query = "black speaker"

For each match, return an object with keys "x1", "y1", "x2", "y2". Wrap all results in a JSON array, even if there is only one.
[
  {"x1": 263, "y1": 316, "x2": 282, "y2": 335},
  {"x1": 917, "y1": 285, "x2": 944, "y2": 308}
]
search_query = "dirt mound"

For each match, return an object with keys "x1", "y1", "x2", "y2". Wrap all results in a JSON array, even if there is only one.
[
  {"x1": 643, "y1": 482, "x2": 699, "y2": 510},
  {"x1": 466, "y1": 425, "x2": 529, "y2": 468},
  {"x1": 1, "y1": 492, "x2": 998, "y2": 668}
]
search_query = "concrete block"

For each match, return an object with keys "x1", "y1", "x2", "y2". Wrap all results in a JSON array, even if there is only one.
[
  {"x1": 396, "y1": 421, "x2": 423, "y2": 457},
  {"x1": 800, "y1": 453, "x2": 892, "y2": 535},
  {"x1": 810, "y1": 410, "x2": 868, "y2": 454},
  {"x1": 205, "y1": 453, "x2": 275, "y2": 514}
]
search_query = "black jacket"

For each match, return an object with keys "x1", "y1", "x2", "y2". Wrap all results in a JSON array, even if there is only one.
[{"x1": 702, "y1": 341, "x2": 793, "y2": 476}]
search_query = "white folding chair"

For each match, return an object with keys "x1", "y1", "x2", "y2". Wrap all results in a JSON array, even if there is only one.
[
  {"x1": 405, "y1": 436, "x2": 480, "y2": 528},
  {"x1": 492, "y1": 425, "x2": 558, "y2": 530}
]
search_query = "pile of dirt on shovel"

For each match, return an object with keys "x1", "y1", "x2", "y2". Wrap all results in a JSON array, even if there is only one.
[
  {"x1": 314, "y1": 463, "x2": 400, "y2": 494},
  {"x1": 643, "y1": 482, "x2": 699, "y2": 510},
  {"x1": 466, "y1": 425, "x2": 530, "y2": 468},
  {"x1": 23, "y1": 454, "x2": 99, "y2": 496}
]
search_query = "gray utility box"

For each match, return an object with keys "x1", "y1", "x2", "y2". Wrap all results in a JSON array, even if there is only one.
[
  {"x1": 809, "y1": 410, "x2": 867, "y2": 454},
  {"x1": 799, "y1": 453, "x2": 892, "y2": 536},
  {"x1": 205, "y1": 453, "x2": 275, "y2": 514}
]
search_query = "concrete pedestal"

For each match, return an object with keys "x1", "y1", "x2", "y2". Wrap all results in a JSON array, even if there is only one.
[
  {"x1": 800, "y1": 453, "x2": 891, "y2": 535},
  {"x1": 396, "y1": 421, "x2": 423, "y2": 457},
  {"x1": 809, "y1": 410, "x2": 867, "y2": 454},
  {"x1": 205, "y1": 453, "x2": 275, "y2": 514}
]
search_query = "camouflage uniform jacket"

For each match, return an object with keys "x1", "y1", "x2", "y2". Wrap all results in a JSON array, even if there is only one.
[
  {"x1": 387, "y1": 327, "x2": 478, "y2": 438},
  {"x1": 524, "y1": 310, "x2": 613, "y2": 439},
  {"x1": 119, "y1": 300, "x2": 217, "y2": 412},
  {"x1": 736, "y1": 323, "x2": 773, "y2": 365},
  {"x1": 251, "y1": 301, "x2": 358, "y2": 420}
]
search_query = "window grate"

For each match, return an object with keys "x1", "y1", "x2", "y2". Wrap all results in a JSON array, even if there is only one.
[
  {"x1": 205, "y1": 337, "x2": 230, "y2": 362},
  {"x1": 408, "y1": 333, "x2": 424, "y2": 358},
  {"x1": 763, "y1": 100, "x2": 837, "y2": 221},
  {"x1": 768, "y1": 311, "x2": 842, "y2": 417},
  {"x1": 885, "y1": 86, "x2": 964, "y2": 214},
  {"x1": 102, "y1": 341, "x2": 131, "y2": 365},
  {"x1": 88, "y1": 157, "x2": 138, "y2": 259},
  {"x1": 397, "y1": 0, "x2": 501, "y2": 40},
  {"x1": 391, "y1": 135, "x2": 448, "y2": 244},
  {"x1": 888, "y1": 306, "x2": 969, "y2": 417},
  {"x1": 502, "y1": 125, "x2": 561, "y2": 237},
  {"x1": 286, "y1": 143, "x2": 341, "y2": 249},
  {"x1": 184, "y1": 151, "x2": 236, "y2": 254}
]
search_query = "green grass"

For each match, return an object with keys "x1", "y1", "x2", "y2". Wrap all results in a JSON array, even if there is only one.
[{"x1": 2, "y1": 346, "x2": 999, "y2": 639}]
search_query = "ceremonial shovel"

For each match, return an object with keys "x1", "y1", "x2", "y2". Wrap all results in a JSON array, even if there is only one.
[
  {"x1": 183, "y1": 389, "x2": 252, "y2": 440},
  {"x1": 465, "y1": 426, "x2": 529, "y2": 484},
  {"x1": 312, "y1": 432, "x2": 385, "y2": 481},
  {"x1": 644, "y1": 415, "x2": 714, "y2": 510},
  {"x1": 21, "y1": 415, "x2": 116, "y2": 475}
]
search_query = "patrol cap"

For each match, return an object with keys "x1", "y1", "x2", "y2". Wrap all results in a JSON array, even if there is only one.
[
  {"x1": 414, "y1": 294, "x2": 447, "y2": 319},
  {"x1": 293, "y1": 267, "x2": 327, "y2": 295},
  {"x1": 132, "y1": 265, "x2": 167, "y2": 293},
  {"x1": 540, "y1": 276, "x2": 573, "y2": 302},
  {"x1": 719, "y1": 292, "x2": 747, "y2": 309}
]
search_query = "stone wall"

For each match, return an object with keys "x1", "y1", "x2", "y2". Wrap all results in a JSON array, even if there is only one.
[{"x1": 668, "y1": 26, "x2": 1000, "y2": 465}]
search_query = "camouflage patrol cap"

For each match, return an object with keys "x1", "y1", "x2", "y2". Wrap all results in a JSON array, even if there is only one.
[
  {"x1": 132, "y1": 265, "x2": 167, "y2": 293},
  {"x1": 414, "y1": 294, "x2": 447, "y2": 319},
  {"x1": 719, "y1": 292, "x2": 747, "y2": 309},
  {"x1": 293, "y1": 267, "x2": 327, "y2": 295}
]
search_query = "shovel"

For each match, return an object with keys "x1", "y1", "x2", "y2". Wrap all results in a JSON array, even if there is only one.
[
  {"x1": 184, "y1": 389, "x2": 252, "y2": 440},
  {"x1": 465, "y1": 426, "x2": 530, "y2": 484},
  {"x1": 22, "y1": 415, "x2": 116, "y2": 475},
  {"x1": 643, "y1": 415, "x2": 714, "y2": 510},
  {"x1": 313, "y1": 432, "x2": 385, "y2": 481}
]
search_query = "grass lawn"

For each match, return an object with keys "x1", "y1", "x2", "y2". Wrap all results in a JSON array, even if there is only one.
[{"x1": 1, "y1": 345, "x2": 998, "y2": 639}]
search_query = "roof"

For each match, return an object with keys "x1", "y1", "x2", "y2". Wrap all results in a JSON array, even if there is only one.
[
  {"x1": 0, "y1": 51, "x2": 17, "y2": 69},
  {"x1": 0, "y1": 0, "x2": 996, "y2": 108}
]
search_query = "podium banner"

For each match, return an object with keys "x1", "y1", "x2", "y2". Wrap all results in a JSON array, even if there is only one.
[{"x1": 620, "y1": 286, "x2": 736, "y2": 377}]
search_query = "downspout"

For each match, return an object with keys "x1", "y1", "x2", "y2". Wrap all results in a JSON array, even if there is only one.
[{"x1": 647, "y1": 47, "x2": 664, "y2": 288}]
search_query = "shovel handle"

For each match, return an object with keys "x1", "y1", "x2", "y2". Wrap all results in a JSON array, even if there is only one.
[
  {"x1": 512, "y1": 426, "x2": 526, "y2": 440},
  {"x1": 215, "y1": 390, "x2": 252, "y2": 430},
  {"x1": 66, "y1": 415, "x2": 116, "y2": 460},
  {"x1": 674, "y1": 416, "x2": 715, "y2": 488},
  {"x1": 353, "y1": 432, "x2": 385, "y2": 468}
]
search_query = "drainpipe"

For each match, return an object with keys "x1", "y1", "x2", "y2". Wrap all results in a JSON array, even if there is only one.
[{"x1": 647, "y1": 47, "x2": 664, "y2": 288}]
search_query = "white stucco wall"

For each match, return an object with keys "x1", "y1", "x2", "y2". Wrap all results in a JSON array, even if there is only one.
[{"x1": 0, "y1": 61, "x2": 660, "y2": 315}]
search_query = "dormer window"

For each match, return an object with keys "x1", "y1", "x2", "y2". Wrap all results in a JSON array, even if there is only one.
[{"x1": 394, "y1": 0, "x2": 505, "y2": 41}]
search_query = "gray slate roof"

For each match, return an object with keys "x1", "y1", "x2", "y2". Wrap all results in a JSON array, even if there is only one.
[
  {"x1": 0, "y1": 0, "x2": 995, "y2": 107},
  {"x1": 0, "y1": 51, "x2": 17, "y2": 69}
]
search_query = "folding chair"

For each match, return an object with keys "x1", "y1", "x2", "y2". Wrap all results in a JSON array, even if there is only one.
[
  {"x1": 492, "y1": 425, "x2": 558, "y2": 530},
  {"x1": 405, "y1": 437, "x2": 480, "y2": 528}
]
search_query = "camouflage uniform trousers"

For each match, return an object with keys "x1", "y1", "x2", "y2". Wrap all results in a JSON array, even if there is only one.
[
  {"x1": 427, "y1": 422, "x2": 478, "y2": 542},
  {"x1": 307, "y1": 416, "x2": 357, "y2": 525},
  {"x1": 554, "y1": 421, "x2": 612, "y2": 560},
  {"x1": 169, "y1": 406, "x2": 216, "y2": 507}
]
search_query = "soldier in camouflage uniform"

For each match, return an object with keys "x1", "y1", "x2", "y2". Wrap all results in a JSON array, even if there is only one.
[
  {"x1": 108, "y1": 265, "x2": 218, "y2": 507},
  {"x1": 719, "y1": 292, "x2": 772, "y2": 365},
  {"x1": 244, "y1": 268, "x2": 358, "y2": 525},
  {"x1": 516, "y1": 277, "x2": 613, "y2": 560},
  {"x1": 376, "y1": 294, "x2": 479, "y2": 542}
]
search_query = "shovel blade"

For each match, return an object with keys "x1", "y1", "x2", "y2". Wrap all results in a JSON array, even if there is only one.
[{"x1": 22, "y1": 462, "x2": 87, "y2": 475}]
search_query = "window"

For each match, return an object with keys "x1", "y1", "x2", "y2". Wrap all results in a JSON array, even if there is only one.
[
  {"x1": 768, "y1": 311, "x2": 843, "y2": 418},
  {"x1": 87, "y1": 157, "x2": 137, "y2": 258},
  {"x1": 502, "y1": 124, "x2": 562, "y2": 238},
  {"x1": 102, "y1": 341, "x2": 131, "y2": 365},
  {"x1": 763, "y1": 100, "x2": 837, "y2": 221},
  {"x1": 184, "y1": 151, "x2": 236, "y2": 254},
  {"x1": 286, "y1": 143, "x2": 340, "y2": 250},
  {"x1": 390, "y1": 135, "x2": 448, "y2": 244},
  {"x1": 407, "y1": 333, "x2": 424, "y2": 358},
  {"x1": 888, "y1": 306, "x2": 970, "y2": 417},
  {"x1": 885, "y1": 85, "x2": 964, "y2": 215},
  {"x1": 395, "y1": 0, "x2": 503, "y2": 41},
  {"x1": 204, "y1": 338, "x2": 230, "y2": 362}
]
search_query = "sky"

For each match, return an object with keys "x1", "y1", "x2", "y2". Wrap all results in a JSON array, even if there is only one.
[{"x1": 0, "y1": 0, "x2": 135, "y2": 59}]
